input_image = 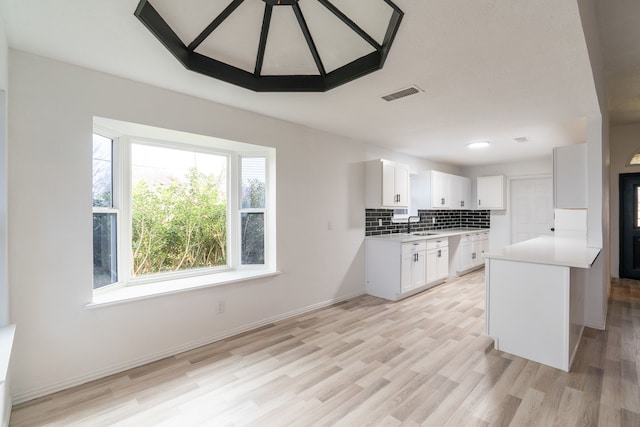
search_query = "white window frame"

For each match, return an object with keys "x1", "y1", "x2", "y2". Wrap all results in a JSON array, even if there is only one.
[
  {"x1": 238, "y1": 155, "x2": 270, "y2": 269},
  {"x1": 92, "y1": 122, "x2": 276, "y2": 301},
  {"x1": 92, "y1": 130, "x2": 122, "y2": 289}
]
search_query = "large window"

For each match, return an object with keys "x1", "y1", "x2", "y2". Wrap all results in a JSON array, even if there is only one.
[{"x1": 91, "y1": 119, "x2": 275, "y2": 291}]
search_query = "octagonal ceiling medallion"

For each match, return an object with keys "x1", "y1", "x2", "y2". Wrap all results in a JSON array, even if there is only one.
[{"x1": 135, "y1": 0, "x2": 404, "y2": 92}]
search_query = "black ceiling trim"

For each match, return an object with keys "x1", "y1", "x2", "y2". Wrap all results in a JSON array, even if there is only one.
[
  {"x1": 380, "y1": 7, "x2": 403, "y2": 66},
  {"x1": 324, "y1": 51, "x2": 381, "y2": 90},
  {"x1": 316, "y1": 0, "x2": 381, "y2": 50},
  {"x1": 134, "y1": 0, "x2": 403, "y2": 92},
  {"x1": 135, "y1": 1, "x2": 190, "y2": 65},
  {"x1": 187, "y1": 0, "x2": 245, "y2": 52},
  {"x1": 263, "y1": 0, "x2": 299, "y2": 5},
  {"x1": 255, "y1": 3, "x2": 273, "y2": 76},
  {"x1": 292, "y1": 3, "x2": 326, "y2": 76}
]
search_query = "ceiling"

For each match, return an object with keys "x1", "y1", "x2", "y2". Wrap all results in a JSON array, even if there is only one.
[
  {"x1": 595, "y1": 0, "x2": 640, "y2": 127},
  {"x1": 0, "y1": 0, "x2": 632, "y2": 167}
]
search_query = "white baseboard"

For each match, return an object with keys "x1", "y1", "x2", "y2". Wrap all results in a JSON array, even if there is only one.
[
  {"x1": 584, "y1": 320, "x2": 606, "y2": 330},
  {"x1": 12, "y1": 290, "x2": 364, "y2": 405}
]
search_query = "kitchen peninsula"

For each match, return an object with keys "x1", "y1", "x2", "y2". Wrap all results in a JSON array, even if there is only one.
[{"x1": 484, "y1": 235, "x2": 601, "y2": 372}]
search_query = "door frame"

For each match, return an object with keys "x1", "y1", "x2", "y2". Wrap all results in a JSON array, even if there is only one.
[{"x1": 619, "y1": 173, "x2": 640, "y2": 279}]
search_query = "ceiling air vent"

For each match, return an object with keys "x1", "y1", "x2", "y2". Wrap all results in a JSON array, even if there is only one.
[
  {"x1": 515, "y1": 137, "x2": 528, "y2": 143},
  {"x1": 381, "y1": 85, "x2": 423, "y2": 102}
]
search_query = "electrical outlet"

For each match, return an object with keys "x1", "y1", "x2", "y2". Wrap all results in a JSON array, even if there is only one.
[
  {"x1": 217, "y1": 301, "x2": 225, "y2": 314},
  {"x1": 378, "y1": 218, "x2": 383, "y2": 226},
  {"x1": 432, "y1": 217, "x2": 436, "y2": 224}
]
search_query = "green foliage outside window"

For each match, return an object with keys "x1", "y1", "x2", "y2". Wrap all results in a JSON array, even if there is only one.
[{"x1": 132, "y1": 168, "x2": 227, "y2": 276}]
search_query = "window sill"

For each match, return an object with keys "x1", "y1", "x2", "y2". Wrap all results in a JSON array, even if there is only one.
[{"x1": 87, "y1": 269, "x2": 281, "y2": 308}]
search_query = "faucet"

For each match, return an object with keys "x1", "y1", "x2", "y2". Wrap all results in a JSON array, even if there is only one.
[{"x1": 407, "y1": 216, "x2": 420, "y2": 234}]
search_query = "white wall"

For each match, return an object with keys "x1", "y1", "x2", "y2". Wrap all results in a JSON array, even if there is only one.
[
  {"x1": 0, "y1": 14, "x2": 8, "y2": 328},
  {"x1": 0, "y1": 15, "x2": 10, "y2": 427},
  {"x1": 6, "y1": 51, "x2": 370, "y2": 402},
  {"x1": 577, "y1": 0, "x2": 610, "y2": 330},
  {"x1": 365, "y1": 145, "x2": 462, "y2": 176},
  {"x1": 462, "y1": 157, "x2": 553, "y2": 250},
  {"x1": 609, "y1": 123, "x2": 640, "y2": 278}
]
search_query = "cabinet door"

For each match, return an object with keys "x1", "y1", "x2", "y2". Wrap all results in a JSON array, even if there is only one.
[
  {"x1": 426, "y1": 250, "x2": 438, "y2": 284},
  {"x1": 458, "y1": 238, "x2": 473, "y2": 271},
  {"x1": 481, "y1": 233, "x2": 489, "y2": 259},
  {"x1": 471, "y1": 240, "x2": 483, "y2": 267},
  {"x1": 431, "y1": 171, "x2": 450, "y2": 208},
  {"x1": 382, "y1": 162, "x2": 397, "y2": 207},
  {"x1": 395, "y1": 164, "x2": 410, "y2": 207},
  {"x1": 437, "y1": 247, "x2": 449, "y2": 279},
  {"x1": 414, "y1": 250, "x2": 427, "y2": 288},
  {"x1": 477, "y1": 175, "x2": 505, "y2": 209},
  {"x1": 401, "y1": 253, "x2": 413, "y2": 292},
  {"x1": 458, "y1": 176, "x2": 471, "y2": 210}
]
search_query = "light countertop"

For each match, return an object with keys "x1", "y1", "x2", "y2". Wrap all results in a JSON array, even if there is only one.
[
  {"x1": 367, "y1": 228, "x2": 490, "y2": 243},
  {"x1": 484, "y1": 235, "x2": 601, "y2": 269}
]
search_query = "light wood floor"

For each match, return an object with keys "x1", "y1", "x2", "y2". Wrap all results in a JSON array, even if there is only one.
[{"x1": 10, "y1": 271, "x2": 640, "y2": 426}]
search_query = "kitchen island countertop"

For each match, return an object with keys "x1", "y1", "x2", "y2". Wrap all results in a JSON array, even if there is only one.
[{"x1": 484, "y1": 235, "x2": 601, "y2": 269}]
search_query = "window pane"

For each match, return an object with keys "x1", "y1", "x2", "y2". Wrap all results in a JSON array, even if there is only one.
[
  {"x1": 131, "y1": 144, "x2": 228, "y2": 276},
  {"x1": 93, "y1": 213, "x2": 118, "y2": 288},
  {"x1": 241, "y1": 212, "x2": 265, "y2": 265},
  {"x1": 241, "y1": 157, "x2": 266, "y2": 209},
  {"x1": 93, "y1": 134, "x2": 113, "y2": 208}
]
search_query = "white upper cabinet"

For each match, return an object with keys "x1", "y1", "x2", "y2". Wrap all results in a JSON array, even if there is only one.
[
  {"x1": 366, "y1": 159, "x2": 410, "y2": 209},
  {"x1": 553, "y1": 144, "x2": 587, "y2": 209},
  {"x1": 429, "y1": 170, "x2": 451, "y2": 208},
  {"x1": 450, "y1": 175, "x2": 471, "y2": 210},
  {"x1": 477, "y1": 175, "x2": 506, "y2": 210},
  {"x1": 410, "y1": 171, "x2": 471, "y2": 212}
]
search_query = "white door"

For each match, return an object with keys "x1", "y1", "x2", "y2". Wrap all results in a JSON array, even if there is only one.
[{"x1": 511, "y1": 178, "x2": 554, "y2": 244}]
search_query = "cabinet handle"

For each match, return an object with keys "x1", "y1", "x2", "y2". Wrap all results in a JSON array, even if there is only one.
[{"x1": 478, "y1": 199, "x2": 481, "y2": 206}]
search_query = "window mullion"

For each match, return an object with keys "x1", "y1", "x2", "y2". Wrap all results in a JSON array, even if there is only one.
[{"x1": 119, "y1": 136, "x2": 132, "y2": 285}]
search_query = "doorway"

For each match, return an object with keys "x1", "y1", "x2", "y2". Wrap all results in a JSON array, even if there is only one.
[
  {"x1": 510, "y1": 177, "x2": 554, "y2": 244},
  {"x1": 619, "y1": 173, "x2": 640, "y2": 279}
]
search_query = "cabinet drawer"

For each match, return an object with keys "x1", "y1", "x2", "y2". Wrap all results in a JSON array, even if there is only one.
[
  {"x1": 471, "y1": 233, "x2": 484, "y2": 242},
  {"x1": 427, "y1": 238, "x2": 448, "y2": 250},
  {"x1": 402, "y1": 241, "x2": 427, "y2": 256},
  {"x1": 460, "y1": 234, "x2": 473, "y2": 243}
]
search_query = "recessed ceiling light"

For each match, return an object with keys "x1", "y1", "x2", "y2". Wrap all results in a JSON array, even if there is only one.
[{"x1": 467, "y1": 141, "x2": 490, "y2": 149}]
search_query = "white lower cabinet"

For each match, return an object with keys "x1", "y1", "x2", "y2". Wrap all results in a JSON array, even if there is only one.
[
  {"x1": 401, "y1": 242, "x2": 427, "y2": 293},
  {"x1": 450, "y1": 231, "x2": 489, "y2": 275},
  {"x1": 366, "y1": 238, "x2": 448, "y2": 301},
  {"x1": 426, "y1": 238, "x2": 449, "y2": 285}
]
